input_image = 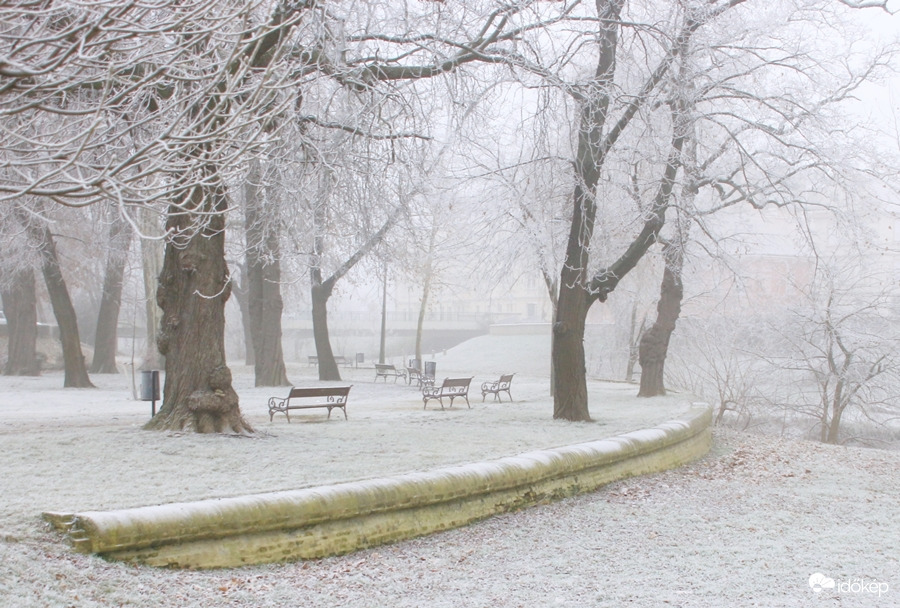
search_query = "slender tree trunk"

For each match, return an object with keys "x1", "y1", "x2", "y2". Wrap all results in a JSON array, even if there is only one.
[
  {"x1": 90, "y1": 208, "x2": 133, "y2": 373},
  {"x1": 139, "y1": 206, "x2": 164, "y2": 370},
  {"x1": 232, "y1": 269, "x2": 255, "y2": 366},
  {"x1": 415, "y1": 268, "x2": 432, "y2": 365},
  {"x1": 638, "y1": 238, "x2": 684, "y2": 397},
  {"x1": 625, "y1": 302, "x2": 645, "y2": 383},
  {"x1": 311, "y1": 280, "x2": 341, "y2": 381},
  {"x1": 24, "y1": 213, "x2": 94, "y2": 388},
  {"x1": 825, "y1": 381, "x2": 846, "y2": 444},
  {"x1": 379, "y1": 264, "x2": 387, "y2": 364},
  {"x1": 243, "y1": 160, "x2": 288, "y2": 386},
  {"x1": 2, "y1": 267, "x2": 40, "y2": 376},
  {"x1": 308, "y1": 194, "x2": 405, "y2": 381},
  {"x1": 415, "y1": 228, "x2": 437, "y2": 364},
  {"x1": 146, "y1": 181, "x2": 250, "y2": 433}
]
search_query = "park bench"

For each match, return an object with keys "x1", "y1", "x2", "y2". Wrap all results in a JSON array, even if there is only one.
[
  {"x1": 423, "y1": 377, "x2": 473, "y2": 410},
  {"x1": 308, "y1": 355, "x2": 351, "y2": 367},
  {"x1": 268, "y1": 386, "x2": 352, "y2": 422},
  {"x1": 482, "y1": 373, "x2": 515, "y2": 402},
  {"x1": 406, "y1": 359, "x2": 422, "y2": 386},
  {"x1": 374, "y1": 363, "x2": 407, "y2": 383}
]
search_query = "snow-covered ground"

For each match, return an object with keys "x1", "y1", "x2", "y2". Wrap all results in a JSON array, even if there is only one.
[{"x1": 0, "y1": 335, "x2": 897, "y2": 607}]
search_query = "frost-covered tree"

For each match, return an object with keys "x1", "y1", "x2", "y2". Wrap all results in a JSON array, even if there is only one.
[
  {"x1": 0, "y1": 0, "x2": 555, "y2": 431},
  {"x1": 775, "y1": 259, "x2": 900, "y2": 444}
]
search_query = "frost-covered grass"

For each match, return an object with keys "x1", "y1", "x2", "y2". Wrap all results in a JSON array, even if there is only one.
[{"x1": 0, "y1": 335, "x2": 897, "y2": 606}]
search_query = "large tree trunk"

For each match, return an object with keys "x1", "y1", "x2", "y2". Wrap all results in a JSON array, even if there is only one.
[
  {"x1": 552, "y1": 0, "x2": 621, "y2": 422},
  {"x1": 243, "y1": 161, "x2": 289, "y2": 387},
  {"x1": 637, "y1": 238, "x2": 684, "y2": 397},
  {"x1": 27, "y1": 215, "x2": 94, "y2": 388},
  {"x1": 146, "y1": 183, "x2": 250, "y2": 433},
  {"x1": 552, "y1": 280, "x2": 592, "y2": 420},
  {"x1": 247, "y1": 254, "x2": 289, "y2": 386},
  {"x1": 90, "y1": 208, "x2": 133, "y2": 373},
  {"x1": 2, "y1": 267, "x2": 41, "y2": 376}
]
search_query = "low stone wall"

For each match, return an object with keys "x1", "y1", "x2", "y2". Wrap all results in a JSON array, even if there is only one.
[{"x1": 44, "y1": 404, "x2": 713, "y2": 569}]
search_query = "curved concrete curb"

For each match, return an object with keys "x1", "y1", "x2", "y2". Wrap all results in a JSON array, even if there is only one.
[{"x1": 44, "y1": 404, "x2": 712, "y2": 569}]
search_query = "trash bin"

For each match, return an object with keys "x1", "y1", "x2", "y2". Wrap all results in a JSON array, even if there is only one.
[{"x1": 140, "y1": 370, "x2": 161, "y2": 416}]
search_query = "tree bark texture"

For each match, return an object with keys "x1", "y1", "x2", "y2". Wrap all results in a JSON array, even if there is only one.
[
  {"x1": 26, "y1": 215, "x2": 94, "y2": 388},
  {"x1": 553, "y1": 284, "x2": 592, "y2": 420},
  {"x1": 243, "y1": 161, "x2": 289, "y2": 387},
  {"x1": 637, "y1": 238, "x2": 684, "y2": 397},
  {"x1": 2, "y1": 267, "x2": 41, "y2": 376},
  {"x1": 146, "y1": 183, "x2": 250, "y2": 433},
  {"x1": 91, "y1": 208, "x2": 133, "y2": 373}
]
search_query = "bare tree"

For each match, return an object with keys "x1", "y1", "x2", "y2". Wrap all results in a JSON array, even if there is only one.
[
  {"x1": 607, "y1": 0, "x2": 897, "y2": 403},
  {"x1": 549, "y1": 1, "x2": 722, "y2": 420},
  {"x1": 14, "y1": 204, "x2": 93, "y2": 387},
  {"x1": 776, "y1": 261, "x2": 899, "y2": 444},
  {"x1": 667, "y1": 317, "x2": 768, "y2": 429}
]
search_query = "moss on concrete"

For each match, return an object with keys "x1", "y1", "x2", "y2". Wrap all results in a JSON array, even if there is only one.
[{"x1": 44, "y1": 405, "x2": 713, "y2": 568}]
